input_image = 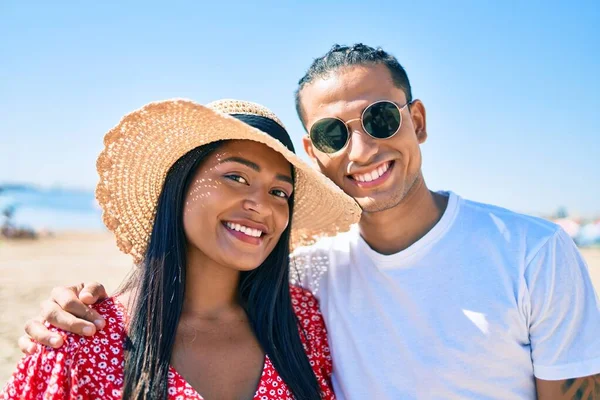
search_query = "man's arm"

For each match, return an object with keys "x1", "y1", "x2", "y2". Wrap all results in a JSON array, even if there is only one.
[
  {"x1": 526, "y1": 228, "x2": 600, "y2": 399},
  {"x1": 536, "y1": 375, "x2": 600, "y2": 399},
  {"x1": 18, "y1": 282, "x2": 108, "y2": 354}
]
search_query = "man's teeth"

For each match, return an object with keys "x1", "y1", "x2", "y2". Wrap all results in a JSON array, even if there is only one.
[
  {"x1": 352, "y1": 162, "x2": 390, "y2": 182},
  {"x1": 225, "y1": 222, "x2": 263, "y2": 238}
]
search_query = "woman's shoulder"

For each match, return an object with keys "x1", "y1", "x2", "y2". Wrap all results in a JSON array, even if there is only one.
[
  {"x1": 83, "y1": 297, "x2": 128, "y2": 350},
  {"x1": 289, "y1": 285, "x2": 320, "y2": 315},
  {"x1": 288, "y1": 285, "x2": 325, "y2": 333},
  {"x1": 287, "y1": 287, "x2": 334, "y2": 396},
  {"x1": 55, "y1": 297, "x2": 127, "y2": 388},
  {"x1": 1, "y1": 298, "x2": 127, "y2": 399},
  {"x1": 91, "y1": 296, "x2": 128, "y2": 329},
  {"x1": 49, "y1": 297, "x2": 127, "y2": 356}
]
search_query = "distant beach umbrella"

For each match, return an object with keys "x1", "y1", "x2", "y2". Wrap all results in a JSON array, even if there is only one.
[
  {"x1": 576, "y1": 223, "x2": 600, "y2": 247},
  {"x1": 553, "y1": 218, "x2": 581, "y2": 238}
]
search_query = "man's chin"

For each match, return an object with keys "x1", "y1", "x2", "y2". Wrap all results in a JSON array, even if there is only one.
[{"x1": 355, "y1": 194, "x2": 404, "y2": 214}]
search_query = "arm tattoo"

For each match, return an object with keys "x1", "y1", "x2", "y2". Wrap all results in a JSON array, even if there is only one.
[{"x1": 561, "y1": 375, "x2": 600, "y2": 399}]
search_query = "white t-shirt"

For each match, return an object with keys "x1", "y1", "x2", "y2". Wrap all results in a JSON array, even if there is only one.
[{"x1": 291, "y1": 192, "x2": 600, "y2": 400}]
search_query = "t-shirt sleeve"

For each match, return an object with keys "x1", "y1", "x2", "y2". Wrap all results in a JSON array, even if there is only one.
[
  {"x1": 525, "y1": 227, "x2": 600, "y2": 380},
  {"x1": 289, "y1": 245, "x2": 331, "y2": 299},
  {"x1": 1, "y1": 331, "x2": 80, "y2": 399}
]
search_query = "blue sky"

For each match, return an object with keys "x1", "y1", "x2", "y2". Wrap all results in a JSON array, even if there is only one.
[{"x1": 1, "y1": 1, "x2": 598, "y2": 217}]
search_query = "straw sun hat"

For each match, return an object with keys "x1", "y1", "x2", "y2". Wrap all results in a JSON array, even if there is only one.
[{"x1": 95, "y1": 99, "x2": 361, "y2": 263}]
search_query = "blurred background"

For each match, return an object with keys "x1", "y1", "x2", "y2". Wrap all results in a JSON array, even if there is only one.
[{"x1": 1, "y1": 0, "x2": 598, "y2": 384}]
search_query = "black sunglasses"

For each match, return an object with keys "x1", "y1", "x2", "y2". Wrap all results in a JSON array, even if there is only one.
[{"x1": 309, "y1": 100, "x2": 411, "y2": 154}]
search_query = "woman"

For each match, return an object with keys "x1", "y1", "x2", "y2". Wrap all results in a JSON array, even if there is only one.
[{"x1": 1, "y1": 99, "x2": 360, "y2": 399}]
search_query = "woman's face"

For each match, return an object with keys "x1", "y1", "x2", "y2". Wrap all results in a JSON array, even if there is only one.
[{"x1": 183, "y1": 140, "x2": 294, "y2": 271}]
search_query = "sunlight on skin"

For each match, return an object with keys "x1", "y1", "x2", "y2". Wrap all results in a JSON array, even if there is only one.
[
  {"x1": 185, "y1": 177, "x2": 219, "y2": 211},
  {"x1": 185, "y1": 152, "x2": 233, "y2": 212}
]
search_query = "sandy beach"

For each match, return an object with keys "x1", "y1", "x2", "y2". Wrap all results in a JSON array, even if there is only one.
[{"x1": 1, "y1": 232, "x2": 599, "y2": 385}]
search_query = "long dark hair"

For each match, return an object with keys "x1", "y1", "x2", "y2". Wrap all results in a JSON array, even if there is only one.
[{"x1": 119, "y1": 140, "x2": 322, "y2": 399}]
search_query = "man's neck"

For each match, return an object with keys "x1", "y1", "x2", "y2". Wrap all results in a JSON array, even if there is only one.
[{"x1": 358, "y1": 179, "x2": 448, "y2": 255}]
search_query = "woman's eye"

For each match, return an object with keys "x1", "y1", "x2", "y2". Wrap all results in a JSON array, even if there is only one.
[
  {"x1": 271, "y1": 189, "x2": 290, "y2": 199},
  {"x1": 225, "y1": 174, "x2": 248, "y2": 184}
]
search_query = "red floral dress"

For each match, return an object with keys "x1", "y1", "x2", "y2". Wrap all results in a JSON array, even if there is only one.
[{"x1": 2, "y1": 286, "x2": 334, "y2": 399}]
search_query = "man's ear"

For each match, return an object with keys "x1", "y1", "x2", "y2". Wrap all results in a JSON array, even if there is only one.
[
  {"x1": 409, "y1": 99, "x2": 427, "y2": 144},
  {"x1": 302, "y1": 135, "x2": 319, "y2": 164}
]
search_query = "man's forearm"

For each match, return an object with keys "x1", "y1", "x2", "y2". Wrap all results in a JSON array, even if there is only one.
[{"x1": 536, "y1": 374, "x2": 600, "y2": 399}]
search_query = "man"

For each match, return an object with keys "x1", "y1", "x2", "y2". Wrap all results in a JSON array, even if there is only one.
[{"x1": 18, "y1": 44, "x2": 600, "y2": 399}]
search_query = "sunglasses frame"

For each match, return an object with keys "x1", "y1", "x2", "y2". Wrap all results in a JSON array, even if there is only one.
[{"x1": 309, "y1": 100, "x2": 411, "y2": 154}]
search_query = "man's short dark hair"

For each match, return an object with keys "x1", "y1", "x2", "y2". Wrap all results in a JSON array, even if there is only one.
[{"x1": 295, "y1": 43, "x2": 413, "y2": 127}]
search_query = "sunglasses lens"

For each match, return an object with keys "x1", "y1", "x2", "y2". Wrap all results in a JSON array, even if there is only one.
[
  {"x1": 363, "y1": 101, "x2": 401, "y2": 139},
  {"x1": 310, "y1": 119, "x2": 349, "y2": 153}
]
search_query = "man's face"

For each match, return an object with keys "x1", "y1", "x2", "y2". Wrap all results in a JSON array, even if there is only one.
[{"x1": 300, "y1": 64, "x2": 428, "y2": 213}]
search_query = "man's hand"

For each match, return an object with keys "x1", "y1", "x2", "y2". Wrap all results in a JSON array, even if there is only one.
[{"x1": 18, "y1": 282, "x2": 109, "y2": 354}]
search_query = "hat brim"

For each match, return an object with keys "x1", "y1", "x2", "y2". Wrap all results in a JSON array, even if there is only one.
[{"x1": 96, "y1": 99, "x2": 361, "y2": 263}]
